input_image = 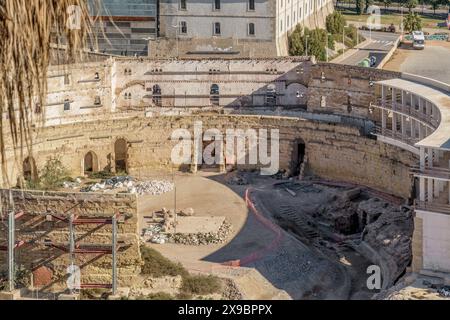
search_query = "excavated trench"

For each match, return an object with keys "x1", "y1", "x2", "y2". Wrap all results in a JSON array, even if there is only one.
[{"x1": 250, "y1": 177, "x2": 414, "y2": 300}]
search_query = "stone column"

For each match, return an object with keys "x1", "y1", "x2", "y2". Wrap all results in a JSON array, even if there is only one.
[
  {"x1": 381, "y1": 109, "x2": 386, "y2": 133},
  {"x1": 401, "y1": 115, "x2": 407, "y2": 137},
  {"x1": 428, "y1": 178, "x2": 434, "y2": 201},
  {"x1": 419, "y1": 177, "x2": 426, "y2": 202}
]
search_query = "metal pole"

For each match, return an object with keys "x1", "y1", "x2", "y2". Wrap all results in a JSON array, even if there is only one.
[
  {"x1": 305, "y1": 36, "x2": 309, "y2": 56},
  {"x1": 112, "y1": 215, "x2": 117, "y2": 296},
  {"x1": 173, "y1": 183, "x2": 177, "y2": 235},
  {"x1": 8, "y1": 209, "x2": 15, "y2": 292}
]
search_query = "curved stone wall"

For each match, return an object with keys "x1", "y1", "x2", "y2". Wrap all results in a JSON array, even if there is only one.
[{"x1": 2, "y1": 114, "x2": 416, "y2": 199}]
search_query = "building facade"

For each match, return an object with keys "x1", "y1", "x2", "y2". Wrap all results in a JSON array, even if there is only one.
[
  {"x1": 89, "y1": 0, "x2": 158, "y2": 56},
  {"x1": 152, "y1": 0, "x2": 334, "y2": 58}
]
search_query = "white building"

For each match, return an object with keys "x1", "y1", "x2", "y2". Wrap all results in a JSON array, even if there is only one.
[{"x1": 152, "y1": 0, "x2": 334, "y2": 57}]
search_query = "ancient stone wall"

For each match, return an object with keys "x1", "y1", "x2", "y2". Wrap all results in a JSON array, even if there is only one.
[
  {"x1": 0, "y1": 190, "x2": 141, "y2": 290},
  {"x1": 2, "y1": 115, "x2": 416, "y2": 199},
  {"x1": 307, "y1": 63, "x2": 401, "y2": 118}
]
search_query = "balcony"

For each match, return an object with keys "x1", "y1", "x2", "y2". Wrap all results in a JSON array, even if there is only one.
[{"x1": 415, "y1": 200, "x2": 450, "y2": 215}]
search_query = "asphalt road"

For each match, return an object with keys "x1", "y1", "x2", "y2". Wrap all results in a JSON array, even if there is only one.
[
  {"x1": 337, "y1": 31, "x2": 400, "y2": 66},
  {"x1": 396, "y1": 45, "x2": 450, "y2": 84}
]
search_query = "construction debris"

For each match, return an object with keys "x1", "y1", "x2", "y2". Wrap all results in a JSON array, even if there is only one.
[
  {"x1": 167, "y1": 221, "x2": 232, "y2": 246},
  {"x1": 72, "y1": 176, "x2": 174, "y2": 195}
]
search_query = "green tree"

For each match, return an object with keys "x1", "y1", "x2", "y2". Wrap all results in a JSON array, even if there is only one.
[
  {"x1": 356, "y1": 0, "x2": 364, "y2": 14},
  {"x1": 403, "y1": 12, "x2": 423, "y2": 32},
  {"x1": 288, "y1": 25, "x2": 305, "y2": 56},
  {"x1": 326, "y1": 11, "x2": 346, "y2": 34},
  {"x1": 383, "y1": 0, "x2": 393, "y2": 10},
  {"x1": 38, "y1": 157, "x2": 70, "y2": 190},
  {"x1": 365, "y1": 0, "x2": 374, "y2": 12},
  {"x1": 405, "y1": 0, "x2": 419, "y2": 11},
  {"x1": 428, "y1": 0, "x2": 441, "y2": 14},
  {"x1": 306, "y1": 28, "x2": 328, "y2": 61}
]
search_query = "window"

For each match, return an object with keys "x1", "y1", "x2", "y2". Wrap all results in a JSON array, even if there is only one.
[
  {"x1": 64, "y1": 74, "x2": 70, "y2": 85},
  {"x1": 280, "y1": 20, "x2": 283, "y2": 32},
  {"x1": 180, "y1": 0, "x2": 187, "y2": 10},
  {"x1": 266, "y1": 84, "x2": 277, "y2": 105},
  {"x1": 180, "y1": 21, "x2": 187, "y2": 34},
  {"x1": 210, "y1": 84, "x2": 220, "y2": 106},
  {"x1": 248, "y1": 0, "x2": 255, "y2": 11},
  {"x1": 64, "y1": 99, "x2": 70, "y2": 111},
  {"x1": 248, "y1": 23, "x2": 255, "y2": 36},
  {"x1": 94, "y1": 96, "x2": 101, "y2": 105},
  {"x1": 214, "y1": 22, "x2": 221, "y2": 35},
  {"x1": 152, "y1": 85, "x2": 162, "y2": 106},
  {"x1": 94, "y1": 72, "x2": 100, "y2": 80},
  {"x1": 214, "y1": 0, "x2": 220, "y2": 10}
]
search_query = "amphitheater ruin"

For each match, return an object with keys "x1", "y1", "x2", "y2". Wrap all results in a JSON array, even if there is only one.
[{"x1": 1, "y1": 54, "x2": 450, "y2": 299}]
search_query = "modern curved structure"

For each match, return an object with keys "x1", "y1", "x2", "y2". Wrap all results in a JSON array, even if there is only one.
[{"x1": 373, "y1": 75, "x2": 450, "y2": 276}]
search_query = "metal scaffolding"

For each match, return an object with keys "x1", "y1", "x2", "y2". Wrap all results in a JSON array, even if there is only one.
[{"x1": 46, "y1": 212, "x2": 122, "y2": 295}]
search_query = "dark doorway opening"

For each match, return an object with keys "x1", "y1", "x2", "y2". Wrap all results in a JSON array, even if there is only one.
[
  {"x1": 292, "y1": 140, "x2": 306, "y2": 176},
  {"x1": 115, "y1": 139, "x2": 128, "y2": 173},
  {"x1": 23, "y1": 157, "x2": 38, "y2": 183}
]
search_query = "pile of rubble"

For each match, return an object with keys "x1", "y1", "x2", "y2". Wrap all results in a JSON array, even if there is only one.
[
  {"x1": 167, "y1": 221, "x2": 232, "y2": 246},
  {"x1": 131, "y1": 180, "x2": 174, "y2": 196},
  {"x1": 142, "y1": 224, "x2": 168, "y2": 244},
  {"x1": 77, "y1": 176, "x2": 174, "y2": 195}
]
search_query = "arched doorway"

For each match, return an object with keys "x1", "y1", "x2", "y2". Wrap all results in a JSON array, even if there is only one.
[
  {"x1": 210, "y1": 84, "x2": 220, "y2": 106},
  {"x1": 152, "y1": 85, "x2": 162, "y2": 107},
  {"x1": 114, "y1": 139, "x2": 128, "y2": 173},
  {"x1": 84, "y1": 151, "x2": 98, "y2": 175},
  {"x1": 23, "y1": 157, "x2": 38, "y2": 182}
]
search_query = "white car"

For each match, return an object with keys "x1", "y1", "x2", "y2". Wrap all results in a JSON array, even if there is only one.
[{"x1": 412, "y1": 31, "x2": 425, "y2": 50}]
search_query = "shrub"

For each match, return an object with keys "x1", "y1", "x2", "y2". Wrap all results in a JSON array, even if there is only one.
[
  {"x1": 136, "y1": 292, "x2": 175, "y2": 300},
  {"x1": 181, "y1": 275, "x2": 222, "y2": 295},
  {"x1": 39, "y1": 157, "x2": 70, "y2": 190},
  {"x1": 140, "y1": 246, "x2": 189, "y2": 278}
]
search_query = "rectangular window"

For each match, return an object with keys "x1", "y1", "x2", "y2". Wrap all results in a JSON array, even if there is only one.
[
  {"x1": 248, "y1": 0, "x2": 255, "y2": 11},
  {"x1": 64, "y1": 99, "x2": 70, "y2": 111},
  {"x1": 214, "y1": 22, "x2": 221, "y2": 35},
  {"x1": 214, "y1": 0, "x2": 220, "y2": 10},
  {"x1": 180, "y1": 0, "x2": 187, "y2": 10},
  {"x1": 180, "y1": 21, "x2": 187, "y2": 34},
  {"x1": 64, "y1": 74, "x2": 70, "y2": 85},
  {"x1": 248, "y1": 23, "x2": 255, "y2": 36}
]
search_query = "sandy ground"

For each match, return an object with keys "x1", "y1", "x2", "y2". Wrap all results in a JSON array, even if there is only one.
[
  {"x1": 139, "y1": 173, "x2": 363, "y2": 299},
  {"x1": 383, "y1": 41, "x2": 450, "y2": 84}
]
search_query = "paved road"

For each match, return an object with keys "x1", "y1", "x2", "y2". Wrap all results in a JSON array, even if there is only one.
[
  {"x1": 337, "y1": 31, "x2": 400, "y2": 66},
  {"x1": 337, "y1": 3, "x2": 449, "y2": 16},
  {"x1": 395, "y1": 45, "x2": 450, "y2": 84}
]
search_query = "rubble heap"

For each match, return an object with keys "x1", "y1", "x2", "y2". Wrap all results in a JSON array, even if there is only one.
[
  {"x1": 73, "y1": 176, "x2": 174, "y2": 195},
  {"x1": 167, "y1": 220, "x2": 233, "y2": 246}
]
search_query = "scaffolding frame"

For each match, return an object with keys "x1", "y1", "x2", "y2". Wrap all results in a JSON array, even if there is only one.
[
  {"x1": 46, "y1": 212, "x2": 121, "y2": 295},
  {"x1": 1, "y1": 208, "x2": 122, "y2": 296}
]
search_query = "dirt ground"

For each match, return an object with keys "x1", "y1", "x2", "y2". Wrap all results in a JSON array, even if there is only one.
[{"x1": 138, "y1": 171, "x2": 411, "y2": 300}]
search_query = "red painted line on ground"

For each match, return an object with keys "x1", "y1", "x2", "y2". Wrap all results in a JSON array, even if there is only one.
[{"x1": 222, "y1": 188, "x2": 283, "y2": 267}]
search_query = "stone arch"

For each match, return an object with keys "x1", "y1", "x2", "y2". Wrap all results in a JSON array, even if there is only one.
[
  {"x1": 23, "y1": 156, "x2": 38, "y2": 182},
  {"x1": 114, "y1": 139, "x2": 128, "y2": 173},
  {"x1": 83, "y1": 151, "x2": 99, "y2": 175}
]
